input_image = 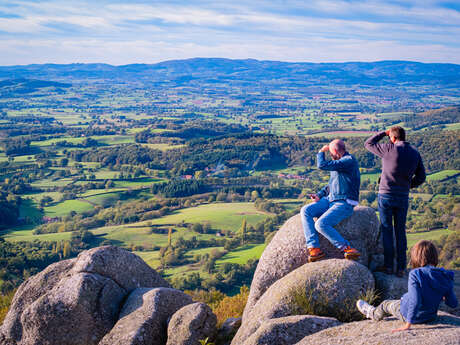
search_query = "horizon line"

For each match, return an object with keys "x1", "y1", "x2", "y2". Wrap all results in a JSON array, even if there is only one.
[{"x1": 1, "y1": 57, "x2": 460, "y2": 68}]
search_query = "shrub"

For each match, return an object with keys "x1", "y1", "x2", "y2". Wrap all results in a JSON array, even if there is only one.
[
  {"x1": 0, "y1": 290, "x2": 15, "y2": 324},
  {"x1": 212, "y1": 285, "x2": 249, "y2": 327},
  {"x1": 289, "y1": 285, "x2": 379, "y2": 322},
  {"x1": 184, "y1": 288, "x2": 226, "y2": 307}
]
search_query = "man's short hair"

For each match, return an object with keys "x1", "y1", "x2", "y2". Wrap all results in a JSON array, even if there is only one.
[
  {"x1": 330, "y1": 139, "x2": 346, "y2": 153},
  {"x1": 389, "y1": 126, "x2": 406, "y2": 141}
]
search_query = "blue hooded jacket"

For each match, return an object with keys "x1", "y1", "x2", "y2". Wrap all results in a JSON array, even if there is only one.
[{"x1": 400, "y1": 266, "x2": 458, "y2": 324}]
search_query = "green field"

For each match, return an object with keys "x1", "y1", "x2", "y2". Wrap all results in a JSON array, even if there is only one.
[
  {"x1": 148, "y1": 203, "x2": 271, "y2": 232},
  {"x1": 361, "y1": 172, "x2": 380, "y2": 183},
  {"x1": 3, "y1": 228, "x2": 72, "y2": 242},
  {"x1": 5, "y1": 203, "x2": 272, "y2": 248},
  {"x1": 44, "y1": 199, "x2": 93, "y2": 217},
  {"x1": 113, "y1": 177, "x2": 163, "y2": 188},
  {"x1": 216, "y1": 243, "x2": 266, "y2": 266},
  {"x1": 140, "y1": 143, "x2": 185, "y2": 151},
  {"x1": 407, "y1": 229, "x2": 453, "y2": 248},
  {"x1": 426, "y1": 170, "x2": 459, "y2": 181}
]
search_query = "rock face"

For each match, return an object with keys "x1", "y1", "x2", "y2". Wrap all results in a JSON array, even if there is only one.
[
  {"x1": 0, "y1": 259, "x2": 77, "y2": 344},
  {"x1": 71, "y1": 245, "x2": 169, "y2": 290},
  {"x1": 232, "y1": 259, "x2": 375, "y2": 345},
  {"x1": 374, "y1": 272, "x2": 408, "y2": 300},
  {"x1": 99, "y1": 288, "x2": 193, "y2": 345},
  {"x1": 166, "y1": 302, "x2": 217, "y2": 345},
  {"x1": 242, "y1": 315, "x2": 341, "y2": 345},
  {"x1": 0, "y1": 246, "x2": 170, "y2": 345},
  {"x1": 216, "y1": 317, "x2": 242, "y2": 345},
  {"x1": 20, "y1": 272, "x2": 125, "y2": 345},
  {"x1": 243, "y1": 207, "x2": 380, "y2": 321},
  {"x1": 295, "y1": 311, "x2": 460, "y2": 345}
]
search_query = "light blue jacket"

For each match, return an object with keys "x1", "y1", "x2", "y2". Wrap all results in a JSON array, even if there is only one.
[{"x1": 316, "y1": 151, "x2": 360, "y2": 202}]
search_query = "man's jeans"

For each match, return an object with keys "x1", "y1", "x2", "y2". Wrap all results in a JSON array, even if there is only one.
[
  {"x1": 301, "y1": 198, "x2": 353, "y2": 249},
  {"x1": 378, "y1": 193, "x2": 409, "y2": 271}
]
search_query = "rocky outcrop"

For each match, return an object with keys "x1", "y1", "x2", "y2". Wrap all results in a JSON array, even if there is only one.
[
  {"x1": 242, "y1": 315, "x2": 341, "y2": 345},
  {"x1": 243, "y1": 206, "x2": 380, "y2": 321},
  {"x1": 295, "y1": 311, "x2": 460, "y2": 345},
  {"x1": 99, "y1": 288, "x2": 193, "y2": 345},
  {"x1": 71, "y1": 245, "x2": 169, "y2": 290},
  {"x1": 374, "y1": 272, "x2": 408, "y2": 300},
  {"x1": 0, "y1": 246, "x2": 171, "y2": 345},
  {"x1": 20, "y1": 272, "x2": 125, "y2": 345},
  {"x1": 0, "y1": 259, "x2": 75, "y2": 343},
  {"x1": 216, "y1": 317, "x2": 242, "y2": 345},
  {"x1": 166, "y1": 302, "x2": 217, "y2": 345},
  {"x1": 232, "y1": 259, "x2": 375, "y2": 345}
]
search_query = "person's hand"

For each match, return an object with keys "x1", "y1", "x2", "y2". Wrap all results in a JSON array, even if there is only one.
[
  {"x1": 308, "y1": 194, "x2": 320, "y2": 202},
  {"x1": 320, "y1": 145, "x2": 329, "y2": 152},
  {"x1": 391, "y1": 322, "x2": 411, "y2": 333},
  {"x1": 385, "y1": 129, "x2": 390, "y2": 136}
]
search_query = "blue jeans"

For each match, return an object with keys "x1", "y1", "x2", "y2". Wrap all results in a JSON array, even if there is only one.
[
  {"x1": 301, "y1": 198, "x2": 353, "y2": 249},
  {"x1": 378, "y1": 194, "x2": 409, "y2": 271}
]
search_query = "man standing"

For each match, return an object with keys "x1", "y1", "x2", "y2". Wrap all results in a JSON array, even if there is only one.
[
  {"x1": 301, "y1": 139, "x2": 361, "y2": 262},
  {"x1": 365, "y1": 126, "x2": 426, "y2": 277}
]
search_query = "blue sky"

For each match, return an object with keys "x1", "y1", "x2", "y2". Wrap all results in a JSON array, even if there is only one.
[{"x1": 1, "y1": 0, "x2": 459, "y2": 65}]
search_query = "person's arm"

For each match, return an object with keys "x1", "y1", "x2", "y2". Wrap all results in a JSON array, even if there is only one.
[
  {"x1": 444, "y1": 288, "x2": 459, "y2": 309},
  {"x1": 316, "y1": 151, "x2": 352, "y2": 171},
  {"x1": 393, "y1": 271, "x2": 421, "y2": 332},
  {"x1": 410, "y1": 155, "x2": 426, "y2": 188},
  {"x1": 404, "y1": 271, "x2": 422, "y2": 325},
  {"x1": 364, "y1": 131, "x2": 391, "y2": 158}
]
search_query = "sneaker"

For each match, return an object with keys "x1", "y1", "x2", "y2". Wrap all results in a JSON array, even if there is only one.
[
  {"x1": 342, "y1": 246, "x2": 360, "y2": 260},
  {"x1": 308, "y1": 248, "x2": 325, "y2": 262},
  {"x1": 356, "y1": 299, "x2": 375, "y2": 319}
]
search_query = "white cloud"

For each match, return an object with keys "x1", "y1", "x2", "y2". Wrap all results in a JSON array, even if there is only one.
[
  {"x1": 0, "y1": 0, "x2": 459, "y2": 64},
  {"x1": 2, "y1": 36, "x2": 460, "y2": 65}
]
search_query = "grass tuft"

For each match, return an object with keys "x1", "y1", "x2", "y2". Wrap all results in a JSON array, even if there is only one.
[{"x1": 289, "y1": 284, "x2": 380, "y2": 322}]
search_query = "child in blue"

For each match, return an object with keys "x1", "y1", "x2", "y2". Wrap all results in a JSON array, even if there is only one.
[{"x1": 357, "y1": 240, "x2": 458, "y2": 332}]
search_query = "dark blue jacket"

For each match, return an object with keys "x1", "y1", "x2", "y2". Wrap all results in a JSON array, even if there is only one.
[
  {"x1": 365, "y1": 131, "x2": 426, "y2": 196},
  {"x1": 400, "y1": 266, "x2": 458, "y2": 324},
  {"x1": 316, "y1": 151, "x2": 360, "y2": 202}
]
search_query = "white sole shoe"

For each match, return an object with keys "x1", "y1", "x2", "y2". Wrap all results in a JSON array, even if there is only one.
[{"x1": 356, "y1": 299, "x2": 375, "y2": 319}]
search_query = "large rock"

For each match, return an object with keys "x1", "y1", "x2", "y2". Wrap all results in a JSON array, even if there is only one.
[
  {"x1": 71, "y1": 245, "x2": 169, "y2": 290},
  {"x1": 216, "y1": 317, "x2": 242, "y2": 345},
  {"x1": 243, "y1": 207, "x2": 380, "y2": 321},
  {"x1": 242, "y1": 315, "x2": 341, "y2": 345},
  {"x1": 295, "y1": 311, "x2": 460, "y2": 345},
  {"x1": 98, "y1": 287, "x2": 194, "y2": 345},
  {"x1": 166, "y1": 302, "x2": 217, "y2": 345},
  {"x1": 20, "y1": 273, "x2": 125, "y2": 345},
  {"x1": 0, "y1": 246, "x2": 171, "y2": 345},
  {"x1": 374, "y1": 272, "x2": 408, "y2": 300},
  {"x1": 0, "y1": 259, "x2": 76, "y2": 343},
  {"x1": 232, "y1": 259, "x2": 375, "y2": 345}
]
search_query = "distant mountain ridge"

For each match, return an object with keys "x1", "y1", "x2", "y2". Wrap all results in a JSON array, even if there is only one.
[{"x1": 0, "y1": 58, "x2": 459, "y2": 87}]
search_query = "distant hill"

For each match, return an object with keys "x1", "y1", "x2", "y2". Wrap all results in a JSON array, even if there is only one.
[
  {"x1": 0, "y1": 78, "x2": 71, "y2": 96},
  {"x1": 0, "y1": 59, "x2": 459, "y2": 87}
]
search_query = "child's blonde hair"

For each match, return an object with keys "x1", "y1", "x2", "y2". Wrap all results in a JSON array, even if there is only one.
[{"x1": 409, "y1": 240, "x2": 438, "y2": 268}]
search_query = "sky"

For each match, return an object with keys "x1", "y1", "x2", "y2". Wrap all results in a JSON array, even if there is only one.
[{"x1": 1, "y1": 0, "x2": 460, "y2": 65}]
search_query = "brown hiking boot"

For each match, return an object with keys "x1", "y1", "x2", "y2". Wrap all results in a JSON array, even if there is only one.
[
  {"x1": 308, "y1": 248, "x2": 325, "y2": 262},
  {"x1": 343, "y1": 246, "x2": 360, "y2": 260}
]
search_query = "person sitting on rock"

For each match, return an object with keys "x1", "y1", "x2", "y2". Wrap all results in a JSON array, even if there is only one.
[
  {"x1": 300, "y1": 139, "x2": 361, "y2": 262},
  {"x1": 356, "y1": 240, "x2": 458, "y2": 332}
]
